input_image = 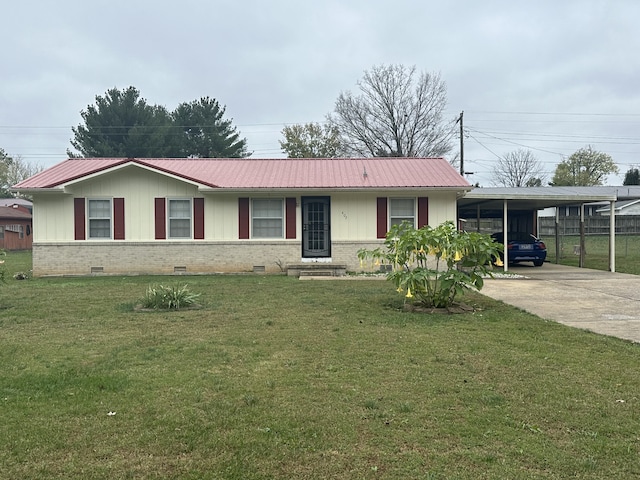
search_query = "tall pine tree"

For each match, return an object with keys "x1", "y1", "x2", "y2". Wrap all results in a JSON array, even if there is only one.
[{"x1": 69, "y1": 88, "x2": 249, "y2": 158}]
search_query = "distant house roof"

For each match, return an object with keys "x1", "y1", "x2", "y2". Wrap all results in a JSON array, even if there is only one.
[
  {"x1": 12, "y1": 157, "x2": 471, "y2": 191},
  {"x1": 0, "y1": 206, "x2": 31, "y2": 220},
  {"x1": 595, "y1": 198, "x2": 640, "y2": 213},
  {"x1": 0, "y1": 198, "x2": 32, "y2": 208}
]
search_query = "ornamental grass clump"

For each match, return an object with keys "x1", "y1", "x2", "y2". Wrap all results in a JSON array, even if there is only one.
[
  {"x1": 358, "y1": 221, "x2": 502, "y2": 308},
  {"x1": 141, "y1": 284, "x2": 200, "y2": 310}
]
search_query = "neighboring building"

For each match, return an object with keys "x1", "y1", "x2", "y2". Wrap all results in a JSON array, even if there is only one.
[
  {"x1": 12, "y1": 157, "x2": 470, "y2": 276},
  {"x1": 539, "y1": 186, "x2": 640, "y2": 218},
  {"x1": 0, "y1": 197, "x2": 33, "y2": 213},
  {"x1": 596, "y1": 199, "x2": 640, "y2": 216},
  {"x1": 0, "y1": 204, "x2": 33, "y2": 250}
]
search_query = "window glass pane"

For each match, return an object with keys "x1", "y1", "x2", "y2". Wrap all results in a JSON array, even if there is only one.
[
  {"x1": 168, "y1": 199, "x2": 191, "y2": 238},
  {"x1": 389, "y1": 198, "x2": 415, "y2": 228},
  {"x1": 253, "y1": 199, "x2": 282, "y2": 218},
  {"x1": 89, "y1": 219, "x2": 111, "y2": 238},
  {"x1": 252, "y1": 199, "x2": 283, "y2": 238},
  {"x1": 253, "y1": 219, "x2": 283, "y2": 238},
  {"x1": 169, "y1": 219, "x2": 191, "y2": 238},
  {"x1": 390, "y1": 199, "x2": 414, "y2": 217},
  {"x1": 88, "y1": 199, "x2": 111, "y2": 239},
  {"x1": 169, "y1": 199, "x2": 191, "y2": 218},
  {"x1": 89, "y1": 199, "x2": 111, "y2": 218}
]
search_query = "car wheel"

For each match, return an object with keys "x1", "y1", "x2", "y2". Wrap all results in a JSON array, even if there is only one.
[{"x1": 533, "y1": 260, "x2": 544, "y2": 267}]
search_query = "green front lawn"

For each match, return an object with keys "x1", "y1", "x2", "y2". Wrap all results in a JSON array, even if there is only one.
[{"x1": 0, "y1": 251, "x2": 638, "y2": 479}]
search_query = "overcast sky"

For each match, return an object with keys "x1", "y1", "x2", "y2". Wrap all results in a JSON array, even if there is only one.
[{"x1": 2, "y1": 0, "x2": 639, "y2": 186}]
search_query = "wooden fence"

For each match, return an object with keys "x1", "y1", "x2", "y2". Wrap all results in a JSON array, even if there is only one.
[{"x1": 539, "y1": 215, "x2": 640, "y2": 236}]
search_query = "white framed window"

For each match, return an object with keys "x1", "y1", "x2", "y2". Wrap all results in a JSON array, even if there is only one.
[
  {"x1": 168, "y1": 199, "x2": 192, "y2": 238},
  {"x1": 389, "y1": 198, "x2": 415, "y2": 227},
  {"x1": 252, "y1": 198, "x2": 284, "y2": 238},
  {"x1": 88, "y1": 199, "x2": 112, "y2": 239}
]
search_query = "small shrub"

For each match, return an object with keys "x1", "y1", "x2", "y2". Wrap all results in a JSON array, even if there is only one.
[
  {"x1": 13, "y1": 271, "x2": 31, "y2": 280},
  {"x1": 140, "y1": 284, "x2": 200, "y2": 310}
]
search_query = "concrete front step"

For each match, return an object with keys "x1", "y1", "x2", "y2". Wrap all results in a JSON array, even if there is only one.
[{"x1": 286, "y1": 264, "x2": 347, "y2": 277}]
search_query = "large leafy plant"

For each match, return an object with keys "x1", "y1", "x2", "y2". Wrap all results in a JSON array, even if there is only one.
[{"x1": 358, "y1": 221, "x2": 502, "y2": 308}]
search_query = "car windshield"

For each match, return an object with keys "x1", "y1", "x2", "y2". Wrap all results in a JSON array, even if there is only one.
[
  {"x1": 493, "y1": 232, "x2": 537, "y2": 243},
  {"x1": 508, "y1": 232, "x2": 536, "y2": 243}
]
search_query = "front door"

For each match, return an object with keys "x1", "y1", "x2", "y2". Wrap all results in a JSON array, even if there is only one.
[{"x1": 302, "y1": 196, "x2": 330, "y2": 257}]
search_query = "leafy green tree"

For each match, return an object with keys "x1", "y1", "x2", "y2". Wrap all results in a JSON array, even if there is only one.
[
  {"x1": 358, "y1": 221, "x2": 502, "y2": 308},
  {"x1": 171, "y1": 97, "x2": 249, "y2": 158},
  {"x1": 328, "y1": 64, "x2": 453, "y2": 158},
  {"x1": 623, "y1": 167, "x2": 640, "y2": 185},
  {"x1": 279, "y1": 123, "x2": 342, "y2": 158},
  {"x1": 69, "y1": 87, "x2": 173, "y2": 157},
  {"x1": 550, "y1": 146, "x2": 618, "y2": 186}
]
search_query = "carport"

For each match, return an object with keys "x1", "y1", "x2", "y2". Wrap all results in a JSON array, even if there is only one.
[{"x1": 457, "y1": 187, "x2": 618, "y2": 272}]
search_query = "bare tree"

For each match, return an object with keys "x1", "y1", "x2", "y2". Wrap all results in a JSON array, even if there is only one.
[
  {"x1": 0, "y1": 148, "x2": 44, "y2": 197},
  {"x1": 327, "y1": 65, "x2": 454, "y2": 158},
  {"x1": 491, "y1": 149, "x2": 545, "y2": 187}
]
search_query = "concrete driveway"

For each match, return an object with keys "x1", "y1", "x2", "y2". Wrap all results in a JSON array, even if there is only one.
[{"x1": 480, "y1": 263, "x2": 640, "y2": 343}]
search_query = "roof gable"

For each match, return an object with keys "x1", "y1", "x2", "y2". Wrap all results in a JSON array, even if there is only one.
[{"x1": 13, "y1": 157, "x2": 470, "y2": 191}]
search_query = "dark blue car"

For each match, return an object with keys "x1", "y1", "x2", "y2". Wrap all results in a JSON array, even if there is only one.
[{"x1": 491, "y1": 232, "x2": 547, "y2": 267}]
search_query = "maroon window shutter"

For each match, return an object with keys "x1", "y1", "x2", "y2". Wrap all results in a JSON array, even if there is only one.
[
  {"x1": 417, "y1": 197, "x2": 429, "y2": 228},
  {"x1": 113, "y1": 198, "x2": 125, "y2": 240},
  {"x1": 376, "y1": 197, "x2": 387, "y2": 239},
  {"x1": 74, "y1": 198, "x2": 86, "y2": 240},
  {"x1": 238, "y1": 198, "x2": 250, "y2": 239},
  {"x1": 154, "y1": 198, "x2": 166, "y2": 240},
  {"x1": 194, "y1": 198, "x2": 205, "y2": 240},
  {"x1": 285, "y1": 197, "x2": 296, "y2": 239}
]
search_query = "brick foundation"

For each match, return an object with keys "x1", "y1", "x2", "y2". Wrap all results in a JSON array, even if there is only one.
[{"x1": 32, "y1": 240, "x2": 385, "y2": 276}]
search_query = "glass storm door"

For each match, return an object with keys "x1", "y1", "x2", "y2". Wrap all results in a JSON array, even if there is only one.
[{"x1": 302, "y1": 197, "x2": 330, "y2": 257}]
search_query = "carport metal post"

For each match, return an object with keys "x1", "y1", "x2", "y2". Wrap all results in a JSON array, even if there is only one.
[
  {"x1": 502, "y1": 200, "x2": 508, "y2": 272},
  {"x1": 555, "y1": 207, "x2": 560, "y2": 264},
  {"x1": 579, "y1": 204, "x2": 585, "y2": 268},
  {"x1": 610, "y1": 200, "x2": 616, "y2": 272}
]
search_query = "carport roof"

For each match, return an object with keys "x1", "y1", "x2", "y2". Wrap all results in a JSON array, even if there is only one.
[{"x1": 458, "y1": 186, "x2": 618, "y2": 218}]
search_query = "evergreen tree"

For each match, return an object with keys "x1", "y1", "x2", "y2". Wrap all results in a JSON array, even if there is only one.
[
  {"x1": 69, "y1": 88, "x2": 249, "y2": 158},
  {"x1": 623, "y1": 167, "x2": 640, "y2": 185},
  {"x1": 171, "y1": 97, "x2": 249, "y2": 158},
  {"x1": 70, "y1": 87, "x2": 173, "y2": 157}
]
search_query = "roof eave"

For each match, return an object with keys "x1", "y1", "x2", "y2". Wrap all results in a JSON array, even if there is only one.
[
  {"x1": 10, "y1": 187, "x2": 64, "y2": 195},
  {"x1": 198, "y1": 186, "x2": 472, "y2": 194}
]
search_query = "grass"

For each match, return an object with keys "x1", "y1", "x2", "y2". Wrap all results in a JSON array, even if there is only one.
[
  {"x1": 1, "y1": 251, "x2": 639, "y2": 478},
  {"x1": 541, "y1": 234, "x2": 640, "y2": 274}
]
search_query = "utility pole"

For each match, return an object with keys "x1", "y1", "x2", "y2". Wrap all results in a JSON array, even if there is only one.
[{"x1": 456, "y1": 111, "x2": 464, "y2": 176}]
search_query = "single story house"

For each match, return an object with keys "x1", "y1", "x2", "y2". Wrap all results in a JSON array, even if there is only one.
[
  {"x1": 12, "y1": 157, "x2": 471, "y2": 276},
  {"x1": 596, "y1": 199, "x2": 640, "y2": 216},
  {"x1": 0, "y1": 204, "x2": 33, "y2": 251},
  {"x1": 0, "y1": 197, "x2": 33, "y2": 213}
]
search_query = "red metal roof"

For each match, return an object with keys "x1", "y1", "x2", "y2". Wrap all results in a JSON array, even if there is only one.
[{"x1": 13, "y1": 157, "x2": 471, "y2": 190}]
